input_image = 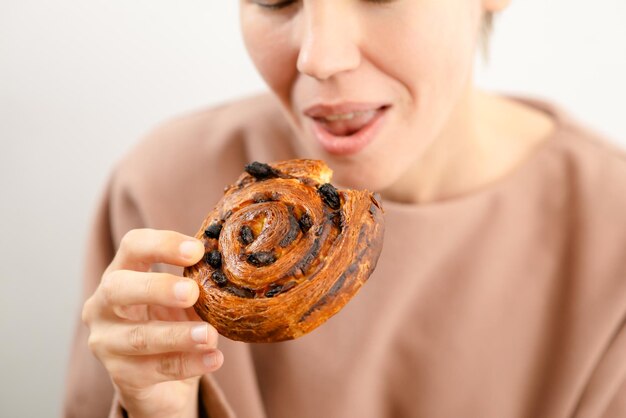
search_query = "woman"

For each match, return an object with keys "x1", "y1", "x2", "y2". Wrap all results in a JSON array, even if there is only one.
[{"x1": 66, "y1": 1, "x2": 626, "y2": 417}]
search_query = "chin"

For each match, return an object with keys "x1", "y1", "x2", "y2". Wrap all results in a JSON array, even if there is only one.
[{"x1": 292, "y1": 131, "x2": 409, "y2": 192}]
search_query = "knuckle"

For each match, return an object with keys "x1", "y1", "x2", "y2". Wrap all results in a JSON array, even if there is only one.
[
  {"x1": 158, "y1": 353, "x2": 189, "y2": 379},
  {"x1": 101, "y1": 271, "x2": 121, "y2": 306},
  {"x1": 87, "y1": 333, "x2": 100, "y2": 354},
  {"x1": 161, "y1": 326, "x2": 180, "y2": 351},
  {"x1": 120, "y1": 229, "x2": 141, "y2": 251},
  {"x1": 119, "y1": 228, "x2": 157, "y2": 268},
  {"x1": 101, "y1": 282, "x2": 115, "y2": 306},
  {"x1": 81, "y1": 297, "x2": 94, "y2": 324},
  {"x1": 129, "y1": 325, "x2": 148, "y2": 352}
]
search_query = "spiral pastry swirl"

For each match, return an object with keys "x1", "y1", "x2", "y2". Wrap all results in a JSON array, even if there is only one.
[{"x1": 184, "y1": 159, "x2": 385, "y2": 342}]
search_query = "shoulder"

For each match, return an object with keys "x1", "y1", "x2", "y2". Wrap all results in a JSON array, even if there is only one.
[
  {"x1": 518, "y1": 96, "x2": 626, "y2": 215},
  {"x1": 558, "y1": 112, "x2": 626, "y2": 173},
  {"x1": 546, "y1": 102, "x2": 626, "y2": 248},
  {"x1": 551, "y1": 108, "x2": 626, "y2": 216},
  {"x1": 545, "y1": 103, "x2": 626, "y2": 316}
]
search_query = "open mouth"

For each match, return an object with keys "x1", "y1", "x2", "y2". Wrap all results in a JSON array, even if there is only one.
[
  {"x1": 304, "y1": 104, "x2": 391, "y2": 155},
  {"x1": 312, "y1": 106, "x2": 389, "y2": 137}
]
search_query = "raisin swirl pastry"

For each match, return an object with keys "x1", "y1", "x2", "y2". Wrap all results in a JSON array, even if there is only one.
[{"x1": 184, "y1": 159, "x2": 384, "y2": 342}]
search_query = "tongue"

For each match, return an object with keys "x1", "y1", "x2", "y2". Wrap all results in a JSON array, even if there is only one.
[{"x1": 318, "y1": 110, "x2": 378, "y2": 136}]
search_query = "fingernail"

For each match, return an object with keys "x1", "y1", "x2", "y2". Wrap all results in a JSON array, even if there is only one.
[
  {"x1": 180, "y1": 240, "x2": 202, "y2": 260},
  {"x1": 191, "y1": 324, "x2": 208, "y2": 343},
  {"x1": 174, "y1": 281, "x2": 193, "y2": 301},
  {"x1": 203, "y1": 351, "x2": 223, "y2": 369}
]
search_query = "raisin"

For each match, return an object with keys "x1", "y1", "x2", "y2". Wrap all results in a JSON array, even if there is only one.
[
  {"x1": 318, "y1": 183, "x2": 341, "y2": 210},
  {"x1": 239, "y1": 225, "x2": 255, "y2": 245},
  {"x1": 205, "y1": 250, "x2": 222, "y2": 269},
  {"x1": 204, "y1": 223, "x2": 222, "y2": 239},
  {"x1": 298, "y1": 212, "x2": 313, "y2": 232},
  {"x1": 225, "y1": 286, "x2": 255, "y2": 299},
  {"x1": 211, "y1": 270, "x2": 228, "y2": 287},
  {"x1": 244, "y1": 161, "x2": 279, "y2": 180},
  {"x1": 247, "y1": 251, "x2": 277, "y2": 267},
  {"x1": 265, "y1": 284, "x2": 283, "y2": 298}
]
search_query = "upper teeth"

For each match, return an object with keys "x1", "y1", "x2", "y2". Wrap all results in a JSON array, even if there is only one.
[{"x1": 322, "y1": 110, "x2": 372, "y2": 122}]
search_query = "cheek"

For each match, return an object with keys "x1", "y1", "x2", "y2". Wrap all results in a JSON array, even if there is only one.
[
  {"x1": 367, "y1": 3, "x2": 479, "y2": 104},
  {"x1": 240, "y1": 16, "x2": 297, "y2": 106}
]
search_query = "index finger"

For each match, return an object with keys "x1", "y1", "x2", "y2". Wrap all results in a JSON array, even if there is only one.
[{"x1": 108, "y1": 229, "x2": 204, "y2": 273}]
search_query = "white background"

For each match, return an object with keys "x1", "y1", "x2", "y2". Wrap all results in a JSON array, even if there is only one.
[{"x1": 1, "y1": 1, "x2": 624, "y2": 416}]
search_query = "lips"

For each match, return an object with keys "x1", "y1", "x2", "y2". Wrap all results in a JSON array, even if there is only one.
[
  {"x1": 303, "y1": 103, "x2": 390, "y2": 155},
  {"x1": 312, "y1": 109, "x2": 379, "y2": 136}
]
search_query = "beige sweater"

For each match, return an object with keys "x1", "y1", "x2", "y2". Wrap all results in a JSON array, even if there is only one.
[{"x1": 64, "y1": 94, "x2": 626, "y2": 418}]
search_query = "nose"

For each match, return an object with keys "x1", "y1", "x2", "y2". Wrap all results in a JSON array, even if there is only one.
[{"x1": 296, "y1": 3, "x2": 361, "y2": 81}]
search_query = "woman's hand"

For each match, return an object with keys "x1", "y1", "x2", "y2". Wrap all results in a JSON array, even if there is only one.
[{"x1": 82, "y1": 229, "x2": 223, "y2": 418}]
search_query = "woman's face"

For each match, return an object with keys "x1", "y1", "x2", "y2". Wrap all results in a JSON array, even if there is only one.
[{"x1": 240, "y1": 0, "x2": 487, "y2": 191}]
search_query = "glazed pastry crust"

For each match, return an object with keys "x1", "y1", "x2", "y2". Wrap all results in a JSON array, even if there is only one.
[{"x1": 184, "y1": 159, "x2": 385, "y2": 342}]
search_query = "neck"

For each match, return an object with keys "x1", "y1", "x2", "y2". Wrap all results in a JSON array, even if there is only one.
[{"x1": 381, "y1": 88, "x2": 556, "y2": 204}]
